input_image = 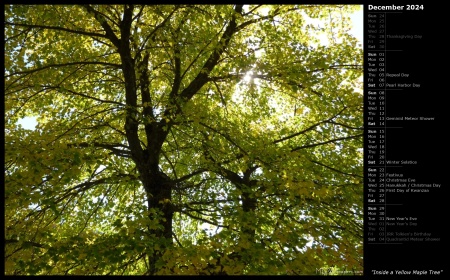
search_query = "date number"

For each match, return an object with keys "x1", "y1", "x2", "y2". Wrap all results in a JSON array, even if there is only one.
[{"x1": 406, "y1": 5, "x2": 424, "y2": 10}]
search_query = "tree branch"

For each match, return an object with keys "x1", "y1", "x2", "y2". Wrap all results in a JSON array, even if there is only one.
[
  {"x1": 291, "y1": 133, "x2": 363, "y2": 152},
  {"x1": 5, "y1": 61, "x2": 121, "y2": 78},
  {"x1": 163, "y1": 5, "x2": 244, "y2": 121},
  {"x1": 274, "y1": 107, "x2": 349, "y2": 144},
  {"x1": 4, "y1": 21, "x2": 110, "y2": 39},
  {"x1": 5, "y1": 239, "x2": 44, "y2": 248},
  {"x1": 67, "y1": 141, "x2": 131, "y2": 158},
  {"x1": 309, "y1": 159, "x2": 363, "y2": 178},
  {"x1": 83, "y1": 5, "x2": 121, "y2": 48}
]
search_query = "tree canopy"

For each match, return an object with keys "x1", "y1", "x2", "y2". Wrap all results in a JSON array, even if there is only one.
[{"x1": 4, "y1": 4, "x2": 363, "y2": 275}]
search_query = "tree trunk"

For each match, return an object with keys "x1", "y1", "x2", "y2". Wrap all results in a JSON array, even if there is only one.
[
  {"x1": 140, "y1": 168, "x2": 173, "y2": 275},
  {"x1": 135, "y1": 143, "x2": 173, "y2": 274}
]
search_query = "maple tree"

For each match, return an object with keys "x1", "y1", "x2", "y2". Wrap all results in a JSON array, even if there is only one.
[{"x1": 5, "y1": 4, "x2": 363, "y2": 275}]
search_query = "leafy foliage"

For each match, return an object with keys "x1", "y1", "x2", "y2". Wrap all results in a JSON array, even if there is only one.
[{"x1": 5, "y1": 4, "x2": 363, "y2": 275}]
